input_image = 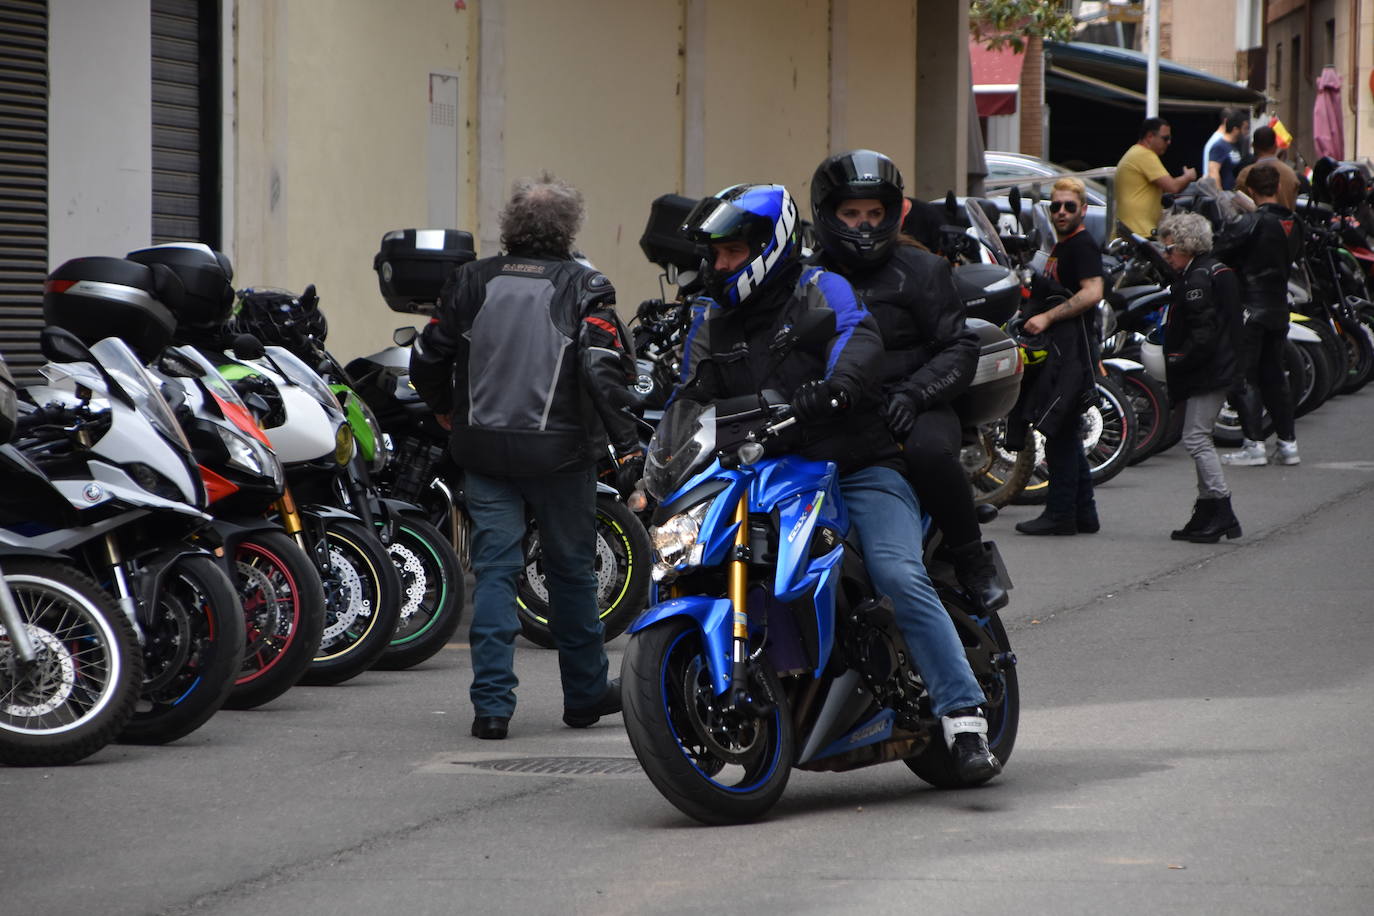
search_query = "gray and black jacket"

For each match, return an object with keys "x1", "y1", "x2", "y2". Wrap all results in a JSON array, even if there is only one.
[{"x1": 410, "y1": 254, "x2": 639, "y2": 477}]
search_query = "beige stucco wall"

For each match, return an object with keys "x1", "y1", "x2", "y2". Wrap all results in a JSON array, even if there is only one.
[
  {"x1": 233, "y1": 0, "x2": 473, "y2": 363},
  {"x1": 229, "y1": 0, "x2": 956, "y2": 363}
]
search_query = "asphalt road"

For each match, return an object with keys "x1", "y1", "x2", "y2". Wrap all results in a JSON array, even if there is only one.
[{"x1": 4, "y1": 388, "x2": 1373, "y2": 916}]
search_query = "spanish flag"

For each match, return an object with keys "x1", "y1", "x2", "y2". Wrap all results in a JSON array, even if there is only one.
[{"x1": 1269, "y1": 116, "x2": 1293, "y2": 149}]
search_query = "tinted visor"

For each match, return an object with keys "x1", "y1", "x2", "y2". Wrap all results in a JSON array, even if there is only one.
[{"x1": 681, "y1": 196, "x2": 760, "y2": 244}]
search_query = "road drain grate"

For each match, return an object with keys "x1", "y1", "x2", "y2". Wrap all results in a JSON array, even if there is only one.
[{"x1": 465, "y1": 757, "x2": 643, "y2": 777}]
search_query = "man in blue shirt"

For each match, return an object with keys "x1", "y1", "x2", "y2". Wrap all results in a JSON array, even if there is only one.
[{"x1": 1206, "y1": 111, "x2": 1249, "y2": 191}]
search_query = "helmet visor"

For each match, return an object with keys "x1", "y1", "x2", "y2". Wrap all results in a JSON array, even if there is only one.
[{"x1": 682, "y1": 196, "x2": 762, "y2": 245}]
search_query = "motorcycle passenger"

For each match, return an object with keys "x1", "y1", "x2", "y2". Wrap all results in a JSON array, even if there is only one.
[
  {"x1": 807, "y1": 149, "x2": 1006, "y2": 612},
  {"x1": 1214, "y1": 163, "x2": 1302, "y2": 467},
  {"x1": 676, "y1": 183, "x2": 1001, "y2": 782},
  {"x1": 410, "y1": 173, "x2": 642, "y2": 741},
  {"x1": 1157, "y1": 211, "x2": 1245, "y2": 541}
]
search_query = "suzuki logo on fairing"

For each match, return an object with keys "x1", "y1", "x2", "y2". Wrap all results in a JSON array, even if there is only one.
[
  {"x1": 786, "y1": 491, "x2": 826, "y2": 543},
  {"x1": 848, "y1": 719, "x2": 887, "y2": 744}
]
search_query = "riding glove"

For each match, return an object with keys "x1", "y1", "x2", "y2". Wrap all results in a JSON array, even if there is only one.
[
  {"x1": 790, "y1": 379, "x2": 842, "y2": 424},
  {"x1": 884, "y1": 393, "x2": 917, "y2": 440}
]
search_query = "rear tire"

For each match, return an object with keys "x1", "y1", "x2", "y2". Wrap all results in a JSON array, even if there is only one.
[
  {"x1": 517, "y1": 495, "x2": 650, "y2": 649},
  {"x1": 374, "y1": 516, "x2": 465, "y2": 670},
  {"x1": 622, "y1": 618, "x2": 793, "y2": 825},
  {"x1": 300, "y1": 519, "x2": 402, "y2": 686},
  {"x1": 120, "y1": 554, "x2": 246, "y2": 745},
  {"x1": 967, "y1": 422, "x2": 1035, "y2": 508},
  {"x1": 1112, "y1": 366, "x2": 1168, "y2": 464},
  {"x1": 905, "y1": 606, "x2": 1019, "y2": 789},
  {"x1": 0, "y1": 560, "x2": 142, "y2": 766},
  {"x1": 224, "y1": 531, "x2": 325, "y2": 710}
]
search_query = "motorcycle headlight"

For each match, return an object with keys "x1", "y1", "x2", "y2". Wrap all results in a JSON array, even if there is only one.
[
  {"x1": 334, "y1": 424, "x2": 354, "y2": 465},
  {"x1": 650, "y1": 501, "x2": 711, "y2": 582},
  {"x1": 215, "y1": 424, "x2": 265, "y2": 476}
]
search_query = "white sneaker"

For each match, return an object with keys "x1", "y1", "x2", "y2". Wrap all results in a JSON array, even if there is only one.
[
  {"x1": 1220, "y1": 439, "x2": 1267, "y2": 467},
  {"x1": 1274, "y1": 439, "x2": 1300, "y2": 466}
]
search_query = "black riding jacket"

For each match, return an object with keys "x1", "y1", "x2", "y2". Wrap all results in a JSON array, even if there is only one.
[
  {"x1": 1213, "y1": 203, "x2": 1301, "y2": 329},
  {"x1": 1163, "y1": 254, "x2": 1243, "y2": 402},
  {"x1": 675, "y1": 260, "x2": 897, "y2": 473},
  {"x1": 409, "y1": 252, "x2": 639, "y2": 477},
  {"x1": 815, "y1": 244, "x2": 979, "y2": 413}
]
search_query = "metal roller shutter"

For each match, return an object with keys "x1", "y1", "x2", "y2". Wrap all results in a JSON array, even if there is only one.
[
  {"x1": 0, "y1": 0, "x2": 48, "y2": 382},
  {"x1": 151, "y1": 0, "x2": 219, "y2": 247}
]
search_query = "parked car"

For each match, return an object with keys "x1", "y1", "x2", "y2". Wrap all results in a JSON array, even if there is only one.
[{"x1": 983, "y1": 151, "x2": 1110, "y2": 246}]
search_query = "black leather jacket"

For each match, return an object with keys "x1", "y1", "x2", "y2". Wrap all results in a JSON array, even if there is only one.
[
  {"x1": 815, "y1": 244, "x2": 979, "y2": 413},
  {"x1": 409, "y1": 253, "x2": 639, "y2": 477},
  {"x1": 676, "y1": 260, "x2": 896, "y2": 473},
  {"x1": 1213, "y1": 203, "x2": 1301, "y2": 329},
  {"x1": 1163, "y1": 254, "x2": 1243, "y2": 402}
]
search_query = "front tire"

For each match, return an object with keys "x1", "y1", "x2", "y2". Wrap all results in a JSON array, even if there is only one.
[
  {"x1": 120, "y1": 554, "x2": 246, "y2": 745},
  {"x1": 517, "y1": 495, "x2": 650, "y2": 648},
  {"x1": 301, "y1": 519, "x2": 403, "y2": 686},
  {"x1": 224, "y1": 530, "x2": 326, "y2": 710},
  {"x1": 622, "y1": 618, "x2": 793, "y2": 825},
  {"x1": 0, "y1": 560, "x2": 143, "y2": 766},
  {"x1": 374, "y1": 516, "x2": 465, "y2": 670}
]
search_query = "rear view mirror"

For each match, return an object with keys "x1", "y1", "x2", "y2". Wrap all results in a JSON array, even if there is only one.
[
  {"x1": 232, "y1": 333, "x2": 265, "y2": 361},
  {"x1": 40, "y1": 326, "x2": 95, "y2": 365},
  {"x1": 392, "y1": 326, "x2": 419, "y2": 347}
]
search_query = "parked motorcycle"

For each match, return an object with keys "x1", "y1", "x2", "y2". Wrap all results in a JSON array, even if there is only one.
[{"x1": 0, "y1": 351, "x2": 143, "y2": 766}]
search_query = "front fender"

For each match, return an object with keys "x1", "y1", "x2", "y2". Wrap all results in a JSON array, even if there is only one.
[{"x1": 626, "y1": 596, "x2": 734, "y2": 697}]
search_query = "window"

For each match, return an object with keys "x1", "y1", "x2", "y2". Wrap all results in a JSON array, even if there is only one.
[{"x1": 1275, "y1": 42, "x2": 1282, "y2": 90}]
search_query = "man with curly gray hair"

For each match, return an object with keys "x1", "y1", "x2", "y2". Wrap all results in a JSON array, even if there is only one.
[
  {"x1": 411, "y1": 173, "x2": 642, "y2": 740},
  {"x1": 1156, "y1": 210, "x2": 1245, "y2": 542}
]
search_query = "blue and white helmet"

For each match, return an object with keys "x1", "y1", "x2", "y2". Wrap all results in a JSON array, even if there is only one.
[{"x1": 681, "y1": 183, "x2": 800, "y2": 307}]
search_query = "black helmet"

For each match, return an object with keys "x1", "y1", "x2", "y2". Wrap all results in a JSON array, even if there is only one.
[
  {"x1": 227, "y1": 285, "x2": 327, "y2": 358},
  {"x1": 126, "y1": 242, "x2": 235, "y2": 337},
  {"x1": 1311, "y1": 156, "x2": 1340, "y2": 203},
  {"x1": 681, "y1": 184, "x2": 799, "y2": 308},
  {"x1": 809, "y1": 150, "x2": 906, "y2": 270},
  {"x1": 1326, "y1": 164, "x2": 1371, "y2": 209}
]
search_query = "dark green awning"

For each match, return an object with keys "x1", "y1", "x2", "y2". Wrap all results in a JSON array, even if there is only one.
[{"x1": 1045, "y1": 40, "x2": 1267, "y2": 111}]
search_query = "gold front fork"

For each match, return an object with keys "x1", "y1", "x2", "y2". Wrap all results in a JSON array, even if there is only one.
[
  {"x1": 275, "y1": 486, "x2": 307, "y2": 550},
  {"x1": 728, "y1": 493, "x2": 750, "y2": 698}
]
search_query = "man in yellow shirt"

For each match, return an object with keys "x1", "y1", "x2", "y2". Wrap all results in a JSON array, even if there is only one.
[{"x1": 1114, "y1": 117, "x2": 1197, "y2": 237}]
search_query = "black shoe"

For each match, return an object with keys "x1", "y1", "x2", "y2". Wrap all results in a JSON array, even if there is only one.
[
  {"x1": 949, "y1": 540, "x2": 1009, "y2": 612},
  {"x1": 942, "y1": 707, "x2": 1003, "y2": 784},
  {"x1": 1015, "y1": 514, "x2": 1077, "y2": 536},
  {"x1": 1184, "y1": 495, "x2": 1241, "y2": 543},
  {"x1": 1077, "y1": 512, "x2": 1100, "y2": 534},
  {"x1": 471, "y1": 716, "x2": 509, "y2": 740},
  {"x1": 1170, "y1": 498, "x2": 1215, "y2": 541},
  {"x1": 563, "y1": 678, "x2": 622, "y2": 729}
]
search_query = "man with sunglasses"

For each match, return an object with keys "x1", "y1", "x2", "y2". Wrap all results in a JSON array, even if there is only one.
[
  {"x1": 1013, "y1": 177, "x2": 1103, "y2": 535},
  {"x1": 1115, "y1": 116, "x2": 1197, "y2": 237}
]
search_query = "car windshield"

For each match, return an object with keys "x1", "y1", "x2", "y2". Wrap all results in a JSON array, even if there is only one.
[{"x1": 644, "y1": 398, "x2": 716, "y2": 501}]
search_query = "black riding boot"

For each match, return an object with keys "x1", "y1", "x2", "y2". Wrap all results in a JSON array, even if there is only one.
[
  {"x1": 1184, "y1": 495, "x2": 1241, "y2": 543},
  {"x1": 948, "y1": 540, "x2": 1009, "y2": 612},
  {"x1": 1170, "y1": 498, "x2": 1215, "y2": 541}
]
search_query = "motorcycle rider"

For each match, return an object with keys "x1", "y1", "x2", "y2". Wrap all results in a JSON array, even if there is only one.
[
  {"x1": 807, "y1": 149, "x2": 1006, "y2": 612},
  {"x1": 1213, "y1": 163, "x2": 1302, "y2": 467},
  {"x1": 410, "y1": 173, "x2": 642, "y2": 740},
  {"x1": 675, "y1": 182, "x2": 1001, "y2": 783}
]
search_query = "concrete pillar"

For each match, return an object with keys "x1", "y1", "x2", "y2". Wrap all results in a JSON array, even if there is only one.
[{"x1": 913, "y1": 0, "x2": 970, "y2": 199}]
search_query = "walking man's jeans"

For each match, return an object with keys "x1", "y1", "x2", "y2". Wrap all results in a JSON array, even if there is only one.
[
  {"x1": 464, "y1": 467, "x2": 608, "y2": 718},
  {"x1": 1234, "y1": 320, "x2": 1295, "y2": 442},
  {"x1": 840, "y1": 466, "x2": 987, "y2": 718},
  {"x1": 1044, "y1": 420, "x2": 1095, "y2": 521}
]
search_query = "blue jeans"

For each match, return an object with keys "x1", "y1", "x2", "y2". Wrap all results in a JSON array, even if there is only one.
[
  {"x1": 464, "y1": 467, "x2": 609, "y2": 718},
  {"x1": 1044, "y1": 423, "x2": 1095, "y2": 521},
  {"x1": 839, "y1": 466, "x2": 987, "y2": 718}
]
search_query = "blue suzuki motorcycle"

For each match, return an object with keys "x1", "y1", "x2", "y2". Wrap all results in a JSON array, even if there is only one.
[{"x1": 621, "y1": 393, "x2": 1019, "y2": 825}]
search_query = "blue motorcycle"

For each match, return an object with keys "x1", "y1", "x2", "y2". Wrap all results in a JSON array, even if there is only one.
[{"x1": 621, "y1": 391, "x2": 1019, "y2": 825}]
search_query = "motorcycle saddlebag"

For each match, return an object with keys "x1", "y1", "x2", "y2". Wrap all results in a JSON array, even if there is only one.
[
  {"x1": 374, "y1": 229, "x2": 477, "y2": 315},
  {"x1": 639, "y1": 193, "x2": 703, "y2": 273},
  {"x1": 952, "y1": 262, "x2": 1021, "y2": 326},
  {"x1": 0, "y1": 353, "x2": 16, "y2": 444},
  {"x1": 42, "y1": 256, "x2": 180, "y2": 362},
  {"x1": 951, "y1": 318, "x2": 1022, "y2": 427}
]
